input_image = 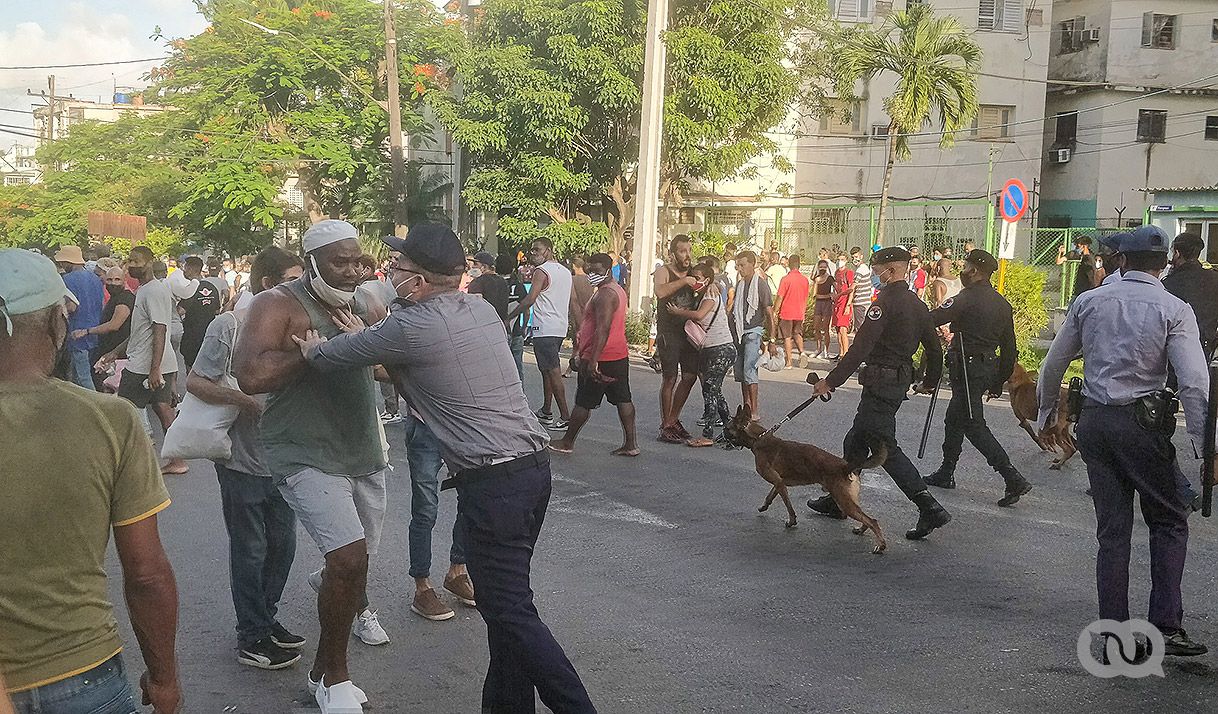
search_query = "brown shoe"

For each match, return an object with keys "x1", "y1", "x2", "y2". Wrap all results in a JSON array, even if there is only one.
[
  {"x1": 444, "y1": 573, "x2": 476, "y2": 607},
  {"x1": 411, "y1": 588, "x2": 454, "y2": 621}
]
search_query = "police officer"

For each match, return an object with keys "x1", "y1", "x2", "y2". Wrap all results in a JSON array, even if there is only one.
[
  {"x1": 807, "y1": 247, "x2": 951, "y2": 540},
  {"x1": 1163, "y1": 230, "x2": 1218, "y2": 363},
  {"x1": 923, "y1": 249, "x2": 1032, "y2": 506},
  {"x1": 1037, "y1": 228, "x2": 1213, "y2": 657}
]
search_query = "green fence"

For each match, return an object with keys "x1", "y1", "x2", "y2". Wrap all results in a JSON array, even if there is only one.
[{"x1": 704, "y1": 200, "x2": 995, "y2": 259}]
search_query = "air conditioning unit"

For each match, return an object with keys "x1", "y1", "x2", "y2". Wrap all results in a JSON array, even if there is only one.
[
  {"x1": 1083, "y1": 28, "x2": 1101, "y2": 42},
  {"x1": 871, "y1": 124, "x2": 890, "y2": 138},
  {"x1": 1051, "y1": 148, "x2": 1072, "y2": 164}
]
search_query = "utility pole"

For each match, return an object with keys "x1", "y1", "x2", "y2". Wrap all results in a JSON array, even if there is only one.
[
  {"x1": 384, "y1": 0, "x2": 408, "y2": 237},
  {"x1": 47, "y1": 75, "x2": 55, "y2": 143},
  {"x1": 628, "y1": 0, "x2": 670, "y2": 312}
]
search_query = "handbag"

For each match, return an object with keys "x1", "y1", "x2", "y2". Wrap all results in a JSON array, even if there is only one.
[
  {"x1": 684, "y1": 294, "x2": 722, "y2": 349},
  {"x1": 161, "y1": 324, "x2": 242, "y2": 462}
]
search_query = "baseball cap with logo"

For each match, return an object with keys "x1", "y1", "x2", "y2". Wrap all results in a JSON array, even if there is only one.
[{"x1": 0, "y1": 249, "x2": 73, "y2": 335}]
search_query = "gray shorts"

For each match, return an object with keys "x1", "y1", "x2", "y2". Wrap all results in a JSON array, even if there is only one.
[{"x1": 278, "y1": 467, "x2": 387, "y2": 556}]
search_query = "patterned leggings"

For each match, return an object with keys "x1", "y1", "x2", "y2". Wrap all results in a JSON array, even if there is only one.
[{"x1": 700, "y1": 343, "x2": 737, "y2": 435}]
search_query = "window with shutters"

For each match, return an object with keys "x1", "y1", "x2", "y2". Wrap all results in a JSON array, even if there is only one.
[
  {"x1": 828, "y1": 0, "x2": 873, "y2": 22},
  {"x1": 1205, "y1": 116, "x2": 1218, "y2": 141},
  {"x1": 979, "y1": 0, "x2": 1023, "y2": 32},
  {"x1": 1057, "y1": 17, "x2": 1084, "y2": 54},
  {"x1": 1054, "y1": 112, "x2": 1078, "y2": 146},
  {"x1": 1136, "y1": 109, "x2": 1167, "y2": 143},
  {"x1": 819, "y1": 99, "x2": 863, "y2": 136},
  {"x1": 972, "y1": 104, "x2": 1014, "y2": 140},
  {"x1": 1141, "y1": 13, "x2": 1178, "y2": 49}
]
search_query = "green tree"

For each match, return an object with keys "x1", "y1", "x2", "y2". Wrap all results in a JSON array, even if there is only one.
[
  {"x1": 432, "y1": 0, "x2": 827, "y2": 254},
  {"x1": 835, "y1": 4, "x2": 981, "y2": 245},
  {"x1": 351, "y1": 160, "x2": 454, "y2": 231},
  {"x1": 148, "y1": 0, "x2": 460, "y2": 245}
]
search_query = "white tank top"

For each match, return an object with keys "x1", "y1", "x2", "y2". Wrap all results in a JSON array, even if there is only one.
[{"x1": 531, "y1": 261, "x2": 572, "y2": 338}]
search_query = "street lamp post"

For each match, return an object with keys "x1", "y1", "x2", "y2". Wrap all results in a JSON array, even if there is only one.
[{"x1": 628, "y1": 0, "x2": 670, "y2": 313}]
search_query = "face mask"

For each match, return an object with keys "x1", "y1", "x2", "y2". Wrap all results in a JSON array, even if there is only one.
[
  {"x1": 468, "y1": 267, "x2": 482, "y2": 279},
  {"x1": 837, "y1": 261, "x2": 846, "y2": 269},
  {"x1": 587, "y1": 272, "x2": 609, "y2": 287},
  {"x1": 105, "y1": 284, "x2": 124, "y2": 296},
  {"x1": 308, "y1": 254, "x2": 356, "y2": 308},
  {"x1": 127, "y1": 265, "x2": 147, "y2": 281}
]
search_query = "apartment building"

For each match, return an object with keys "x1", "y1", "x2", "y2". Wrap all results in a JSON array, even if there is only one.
[{"x1": 1039, "y1": 0, "x2": 1218, "y2": 228}]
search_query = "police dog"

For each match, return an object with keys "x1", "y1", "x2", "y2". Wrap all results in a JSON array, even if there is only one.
[
  {"x1": 1006, "y1": 362, "x2": 1076, "y2": 469},
  {"x1": 724, "y1": 407, "x2": 889, "y2": 554}
]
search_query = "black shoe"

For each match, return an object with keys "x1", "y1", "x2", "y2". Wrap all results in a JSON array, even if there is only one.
[
  {"x1": 997, "y1": 476, "x2": 1033, "y2": 507},
  {"x1": 807, "y1": 494, "x2": 846, "y2": 520},
  {"x1": 924, "y1": 466, "x2": 956, "y2": 489},
  {"x1": 238, "y1": 637, "x2": 301, "y2": 670},
  {"x1": 1101, "y1": 634, "x2": 1152, "y2": 665},
  {"x1": 270, "y1": 623, "x2": 306, "y2": 649},
  {"x1": 1164, "y1": 628, "x2": 1208, "y2": 657},
  {"x1": 905, "y1": 492, "x2": 951, "y2": 540}
]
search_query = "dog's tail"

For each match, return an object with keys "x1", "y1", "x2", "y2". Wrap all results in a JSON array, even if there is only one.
[{"x1": 845, "y1": 437, "x2": 889, "y2": 473}]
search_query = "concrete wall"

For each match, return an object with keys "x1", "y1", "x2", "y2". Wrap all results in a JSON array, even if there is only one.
[{"x1": 1105, "y1": 0, "x2": 1218, "y2": 87}]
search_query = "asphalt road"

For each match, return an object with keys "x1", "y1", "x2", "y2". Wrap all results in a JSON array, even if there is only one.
[{"x1": 105, "y1": 354, "x2": 1218, "y2": 713}]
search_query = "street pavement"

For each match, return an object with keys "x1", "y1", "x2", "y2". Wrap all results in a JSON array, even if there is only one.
[{"x1": 106, "y1": 354, "x2": 1218, "y2": 713}]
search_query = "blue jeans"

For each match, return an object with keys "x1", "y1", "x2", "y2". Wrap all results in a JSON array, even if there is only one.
[
  {"x1": 403, "y1": 416, "x2": 465, "y2": 579},
  {"x1": 68, "y1": 348, "x2": 95, "y2": 390},
  {"x1": 510, "y1": 334, "x2": 525, "y2": 383},
  {"x1": 10, "y1": 655, "x2": 136, "y2": 714},
  {"x1": 456, "y1": 456, "x2": 595, "y2": 714},
  {"x1": 217, "y1": 464, "x2": 298, "y2": 647}
]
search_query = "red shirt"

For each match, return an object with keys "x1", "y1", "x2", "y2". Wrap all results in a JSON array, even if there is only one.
[
  {"x1": 577, "y1": 282, "x2": 629, "y2": 361},
  {"x1": 777, "y1": 269, "x2": 811, "y2": 321}
]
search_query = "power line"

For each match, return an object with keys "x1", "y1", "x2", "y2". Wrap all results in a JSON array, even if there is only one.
[
  {"x1": 0, "y1": 107, "x2": 34, "y2": 115},
  {"x1": 0, "y1": 57, "x2": 168, "y2": 71},
  {"x1": 0, "y1": 127, "x2": 39, "y2": 139}
]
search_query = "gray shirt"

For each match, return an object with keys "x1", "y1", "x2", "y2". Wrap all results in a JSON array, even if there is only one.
[
  {"x1": 306, "y1": 291, "x2": 549, "y2": 472},
  {"x1": 192, "y1": 312, "x2": 267, "y2": 476},
  {"x1": 127, "y1": 279, "x2": 179, "y2": 375},
  {"x1": 1037, "y1": 271, "x2": 1211, "y2": 453}
]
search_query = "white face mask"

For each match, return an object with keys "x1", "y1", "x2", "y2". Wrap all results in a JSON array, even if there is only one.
[
  {"x1": 836, "y1": 260, "x2": 846, "y2": 269},
  {"x1": 468, "y1": 267, "x2": 482, "y2": 279},
  {"x1": 308, "y1": 254, "x2": 356, "y2": 308}
]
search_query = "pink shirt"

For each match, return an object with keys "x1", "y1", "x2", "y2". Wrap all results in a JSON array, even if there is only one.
[
  {"x1": 577, "y1": 282, "x2": 629, "y2": 361},
  {"x1": 777, "y1": 270, "x2": 811, "y2": 321}
]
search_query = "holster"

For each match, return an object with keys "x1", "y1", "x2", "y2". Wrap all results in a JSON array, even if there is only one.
[
  {"x1": 858, "y1": 363, "x2": 908, "y2": 388},
  {"x1": 1066, "y1": 377, "x2": 1084, "y2": 423},
  {"x1": 1134, "y1": 389, "x2": 1180, "y2": 436}
]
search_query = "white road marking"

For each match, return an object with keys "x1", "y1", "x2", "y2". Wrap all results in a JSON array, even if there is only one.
[{"x1": 551, "y1": 472, "x2": 679, "y2": 529}]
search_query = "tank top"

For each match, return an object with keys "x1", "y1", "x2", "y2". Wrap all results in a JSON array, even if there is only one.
[
  {"x1": 577, "y1": 282, "x2": 629, "y2": 361},
  {"x1": 531, "y1": 261, "x2": 573, "y2": 338},
  {"x1": 815, "y1": 274, "x2": 833, "y2": 297},
  {"x1": 260, "y1": 278, "x2": 387, "y2": 480},
  {"x1": 935, "y1": 277, "x2": 962, "y2": 306},
  {"x1": 656, "y1": 265, "x2": 697, "y2": 336}
]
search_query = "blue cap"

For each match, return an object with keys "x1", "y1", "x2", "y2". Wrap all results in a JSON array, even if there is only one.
[
  {"x1": 0, "y1": 249, "x2": 73, "y2": 336},
  {"x1": 1098, "y1": 232, "x2": 1130, "y2": 254},
  {"x1": 1119, "y1": 225, "x2": 1169, "y2": 254}
]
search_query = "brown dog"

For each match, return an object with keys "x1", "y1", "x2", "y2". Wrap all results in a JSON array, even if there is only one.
[
  {"x1": 724, "y1": 406, "x2": 889, "y2": 554},
  {"x1": 1006, "y1": 362, "x2": 1076, "y2": 469}
]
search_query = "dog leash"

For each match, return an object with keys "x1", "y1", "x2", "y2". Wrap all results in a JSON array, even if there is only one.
[{"x1": 759, "y1": 372, "x2": 831, "y2": 438}]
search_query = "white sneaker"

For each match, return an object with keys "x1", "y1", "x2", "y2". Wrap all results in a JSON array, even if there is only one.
[
  {"x1": 315, "y1": 677, "x2": 365, "y2": 713},
  {"x1": 352, "y1": 609, "x2": 389, "y2": 646},
  {"x1": 309, "y1": 674, "x2": 368, "y2": 705}
]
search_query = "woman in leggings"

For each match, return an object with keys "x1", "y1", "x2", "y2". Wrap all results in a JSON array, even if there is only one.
[{"x1": 665, "y1": 263, "x2": 736, "y2": 446}]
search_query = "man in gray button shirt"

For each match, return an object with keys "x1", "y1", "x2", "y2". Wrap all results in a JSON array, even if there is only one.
[{"x1": 294, "y1": 224, "x2": 596, "y2": 714}]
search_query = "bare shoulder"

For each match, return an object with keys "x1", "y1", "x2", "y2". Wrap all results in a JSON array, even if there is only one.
[{"x1": 246, "y1": 285, "x2": 309, "y2": 331}]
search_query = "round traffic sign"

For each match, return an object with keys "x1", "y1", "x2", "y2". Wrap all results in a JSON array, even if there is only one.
[{"x1": 1000, "y1": 178, "x2": 1028, "y2": 223}]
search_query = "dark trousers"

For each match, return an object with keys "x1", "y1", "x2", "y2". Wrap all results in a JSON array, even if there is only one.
[
  {"x1": 217, "y1": 464, "x2": 298, "y2": 647},
  {"x1": 843, "y1": 378, "x2": 927, "y2": 501},
  {"x1": 941, "y1": 359, "x2": 1014, "y2": 475},
  {"x1": 456, "y1": 458, "x2": 596, "y2": 714},
  {"x1": 1076, "y1": 405, "x2": 1189, "y2": 631}
]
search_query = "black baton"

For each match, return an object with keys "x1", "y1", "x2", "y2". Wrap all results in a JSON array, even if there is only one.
[
  {"x1": 760, "y1": 372, "x2": 832, "y2": 438},
  {"x1": 1203, "y1": 360, "x2": 1217, "y2": 517},
  {"x1": 918, "y1": 368, "x2": 942, "y2": 460}
]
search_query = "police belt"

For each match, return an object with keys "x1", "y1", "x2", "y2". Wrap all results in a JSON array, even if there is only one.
[
  {"x1": 440, "y1": 450, "x2": 550, "y2": 491},
  {"x1": 1082, "y1": 394, "x2": 1179, "y2": 436},
  {"x1": 858, "y1": 363, "x2": 910, "y2": 387},
  {"x1": 946, "y1": 349, "x2": 996, "y2": 366}
]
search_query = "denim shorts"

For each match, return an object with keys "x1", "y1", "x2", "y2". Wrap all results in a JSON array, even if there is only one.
[
  {"x1": 734, "y1": 330, "x2": 763, "y2": 384},
  {"x1": 9, "y1": 654, "x2": 137, "y2": 714}
]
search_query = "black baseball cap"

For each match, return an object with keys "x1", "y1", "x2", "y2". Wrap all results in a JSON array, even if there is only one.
[
  {"x1": 870, "y1": 246, "x2": 911, "y2": 265},
  {"x1": 964, "y1": 249, "x2": 999, "y2": 273},
  {"x1": 381, "y1": 224, "x2": 466, "y2": 276}
]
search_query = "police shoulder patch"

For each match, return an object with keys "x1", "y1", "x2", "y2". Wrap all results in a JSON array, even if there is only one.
[
  {"x1": 940, "y1": 297, "x2": 954, "y2": 309},
  {"x1": 867, "y1": 305, "x2": 883, "y2": 321}
]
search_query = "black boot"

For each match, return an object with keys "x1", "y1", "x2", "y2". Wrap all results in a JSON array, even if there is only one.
[
  {"x1": 924, "y1": 463, "x2": 956, "y2": 489},
  {"x1": 997, "y1": 466, "x2": 1033, "y2": 507},
  {"x1": 905, "y1": 491, "x2": 951, "y2": 540},
  {"x1": 1163, "y1": 628, "x2": 1208, "y2": 657},
  {"x1": 807, "y1": 494, "x2": 846, "y2": 520}
]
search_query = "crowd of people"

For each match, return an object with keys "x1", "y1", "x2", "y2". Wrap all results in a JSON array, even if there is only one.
[{"x1": 5, "y1": 218, "x2": 1218, "y2": 713}]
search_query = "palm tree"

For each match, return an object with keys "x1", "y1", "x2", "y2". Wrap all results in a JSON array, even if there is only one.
[
  {"x1": 835, "y1": 4, "x2": 981, "y2": 245},
  {"x1": 351, "y1": 160, "x2": 453, "y2": 230}
]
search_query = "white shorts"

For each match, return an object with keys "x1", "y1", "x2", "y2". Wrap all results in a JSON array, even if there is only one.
[{"x1": 278, "y1": 467, "x2": 387, "y2": 556}]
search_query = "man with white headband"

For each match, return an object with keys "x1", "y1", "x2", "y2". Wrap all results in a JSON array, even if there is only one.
[{"x1": 233, "y1": 220, "x2": 388, "y2": 714}]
